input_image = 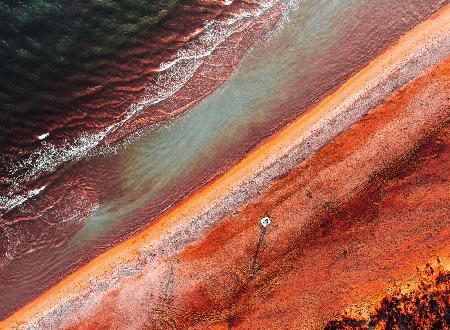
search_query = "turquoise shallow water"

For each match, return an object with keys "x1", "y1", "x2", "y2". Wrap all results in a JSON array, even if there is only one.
[{"x1": 77, "y1": 0, "x2": 361, "y2": 240}]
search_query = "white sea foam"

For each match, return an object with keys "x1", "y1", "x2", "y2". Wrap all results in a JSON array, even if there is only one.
[
  {"x1": 37, "y1": 132, "x2": 49, "y2": 140},
  {"x1": 0, "y1": 0, "x2": 296, "y2": 216},
  {"x1": 0, "y1": 185, "x2": 47, "y2": 215}
]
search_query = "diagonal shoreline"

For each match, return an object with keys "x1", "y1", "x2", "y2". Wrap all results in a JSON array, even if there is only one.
[{"x1": 2, "y1": 4, "x2": 450, "y2": 329}]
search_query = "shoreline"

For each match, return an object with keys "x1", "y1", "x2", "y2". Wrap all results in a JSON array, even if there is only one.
[
  {"x1": 3, "y1": 0, "x2": 440, "y2": 318},
  {"x1": 2, "y1": 4, "x2": 449, "y2": 329},
  {"x1": 66, "y1": 56, "x2": 450, "y2": 328}
]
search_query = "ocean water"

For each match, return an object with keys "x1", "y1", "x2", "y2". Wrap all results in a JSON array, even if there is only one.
[
  {"x1": 0, "y1": 0, "x2": 282, "y2": 215},
  {"x1": 0, "y1": 0, "x2": 179, "y2": 136},
  {"x1": 0, "y1": 0, "x2": 446, "y2": 319}
]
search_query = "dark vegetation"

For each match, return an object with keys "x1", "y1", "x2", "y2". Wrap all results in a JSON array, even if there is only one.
[{"x1": 325, "y1": 262, "x2": 450, "y2": 330}]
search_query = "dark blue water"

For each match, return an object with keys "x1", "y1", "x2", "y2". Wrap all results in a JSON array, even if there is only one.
[{"x1": 0, "y1": 0, "x2": 179, "y2": 120}]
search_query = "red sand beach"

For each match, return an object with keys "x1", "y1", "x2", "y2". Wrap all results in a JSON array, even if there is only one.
[{"x1": 1, "y1": 5, "x2": 449, "y2": 329}]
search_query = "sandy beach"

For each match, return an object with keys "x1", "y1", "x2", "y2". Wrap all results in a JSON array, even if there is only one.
[{"x1": 1, "y1": 4, "x2": 449, "y2": 329}]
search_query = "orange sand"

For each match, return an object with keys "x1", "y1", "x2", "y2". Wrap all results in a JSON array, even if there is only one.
[
  {"x1": 1, "y1": 5, "x2": 450, "y2": 329},
  {"x1": 191, "y1": 61, "x2": 450, "y2": 329},
  {"x1": 64, "y1": 54, "x2": 450, "y2": 329}
]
